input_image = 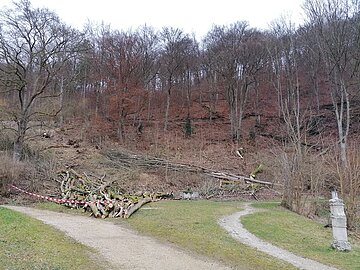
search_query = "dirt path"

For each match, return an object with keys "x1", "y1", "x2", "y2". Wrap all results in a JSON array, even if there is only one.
[
  {"x1": 218, "y1": 203, "x2": 338, "y2": 270},
  {"x1": 3, "y1": 206, "x2": 232, "y2": 270}
]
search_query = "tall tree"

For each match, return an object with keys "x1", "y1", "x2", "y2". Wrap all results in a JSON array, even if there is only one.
[
  {"x1": 203, "y1": 22, "x2": 265, "y2": 141},
  {"x1": 136, "y1": 26, "x2": 160, "y2": 124},
  {"x1": 159, "y1": 27, "x2": 194, "y2": 131},
  {"x1": 303, "y1": 0, "x2": 360, "y2": 166},
  {"x1": 266, "y1": 19, "x2": 312, "y2": 212},
  {"x1": 101, "y1": 27, "x2": 160, "y2": 141},
  {"x1": 0, "y1": 0, "x2": 83, "y2": 160},
  {"x1": 267, "y1": 19, "x2": 304, "y2": 150}
]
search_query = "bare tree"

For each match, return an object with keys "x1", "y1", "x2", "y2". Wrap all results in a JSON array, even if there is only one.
[
  {"x1": 0, "y1": 0, "x2": 83, "y2": 160},
  {"x1": 136, "y1": 26, "x2": 160, "y2": 89},
  {"x1": 183, "y1": 35, "x2": 200, "y2": 119},
  {"x1": 267, "y1": 19, "x2": 305, "y2": 151},
  {"x1": 158, "y1": 27, "x2": 194, "y2": 131},
  {"x1": 303, "y1": 0, "x2": 360, "y2": 167},
  {"x1": 298, "y1": 25, "x2": 323, "y2": 114},
  {"x1": 203, "y1": 22, "x2": 265, "y2": 141},
  {"x1": 133, "y1": 26, "x2": 160, "y2": 126},
  {"x1": 266, "y1": 19, "x2": 308, "y2": 211},
  {"x1": 201, "y1": 51, "x2": 221, "y2": 123},
  {"x1": 81, "y1": 23, "x2": 111, "y2": 120},
  {"x1": 98, "y1": 27, "x2": 161, "y2": 141}
]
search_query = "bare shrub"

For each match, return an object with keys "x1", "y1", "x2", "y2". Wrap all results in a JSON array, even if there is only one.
[
  {"x1": 329, "y1": 143, "x2": 360, "y2": 231},
  {"x1": 198, "y1": 178, "x2": 220, "y2": 197},
  {"x1": 274, "y1": 146, "x2": 328, "y2": 215},
  {"x1": 0, "y1": 154, "x2": 31, "y2": 196},
  {"x1": 0, "y1": 135, "x2": 13, "y2": 152},
  {"x1": 0, "y1": 149, "x2": 58, "y2": 198}
]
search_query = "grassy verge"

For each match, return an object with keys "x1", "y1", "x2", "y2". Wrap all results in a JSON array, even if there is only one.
[
  {"x1": 242, "y1": 202, "x2": 360, "y2": 270},
  {"x1": 33, "y1": 201, "x2": 87, "y2": 215},
  {"x1": 125, "y1": 200, "x2": 296, "y2": 270},
  {"x1": 0, "y1": 207, "x2": 107, "y2": 270}
]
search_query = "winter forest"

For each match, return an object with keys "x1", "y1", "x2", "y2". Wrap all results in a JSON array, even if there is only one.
[{"x1": 0, "y1": 0, "x2": 359, "y2": 229}]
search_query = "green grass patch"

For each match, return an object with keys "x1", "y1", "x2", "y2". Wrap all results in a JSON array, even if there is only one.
[
  {"x1": 33, "y1": 201, "x2": 86, "y2": 215},
  {"x1": 250, "y1": 201, "x2": 281, "y2": 209},
  {"x1": 125, "y1": 200, "x2": 296, "y2": 270},
  {"x1": 0, "y1": 207, "x2": 107, "y2": 270},
  {"x1": 242, "y1": 202, "x2": 360, "y2": 270}
]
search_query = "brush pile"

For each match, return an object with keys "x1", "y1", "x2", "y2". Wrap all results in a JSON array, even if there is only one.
[
  {"x1": 106, "y1": 150, "x2": 276, "y2": 186},
  {"x1": 58, "y1": 169, "x2": 171, "y2": 218}
]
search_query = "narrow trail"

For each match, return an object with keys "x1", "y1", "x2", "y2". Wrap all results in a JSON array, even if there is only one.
[
  {"x1": 3, "y1": 206, "x2": 231, "y2": 270},
  {"x1": 218, "y1": 203, "x2": 338, "y2": 270}
]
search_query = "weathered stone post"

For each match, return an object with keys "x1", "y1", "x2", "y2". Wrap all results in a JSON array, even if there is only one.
[{"x1": 329, "y1": 191, "x2": 351, "y2": 251}]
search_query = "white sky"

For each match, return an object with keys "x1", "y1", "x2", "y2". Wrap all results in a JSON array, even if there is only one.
[{"x1": 1, "y1": 0, "x2": 305, "y2": 38}]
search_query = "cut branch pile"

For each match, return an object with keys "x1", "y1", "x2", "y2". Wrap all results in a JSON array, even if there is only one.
[
  {"x1": 58, "y1": 169, "x2": 171, "y2": 219},
  {"x1": 105, "y1": 150, "x2": 279, "y2": 187}
]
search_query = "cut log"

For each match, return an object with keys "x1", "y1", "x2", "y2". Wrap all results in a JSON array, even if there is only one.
[
  {"x1": 88, "y1": 195, "x2": 101, "y2": 218},
  {"x1": 124, "y1": 197, "x2": 152, "y2": 218}
]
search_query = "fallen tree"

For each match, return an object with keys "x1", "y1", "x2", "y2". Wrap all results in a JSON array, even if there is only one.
[
  {"x1": 105, "y1": 150, "x2": 280, "y2": 187},
  {"x1": 55, "y1": 151, "x2": 279, "y2": 217}
]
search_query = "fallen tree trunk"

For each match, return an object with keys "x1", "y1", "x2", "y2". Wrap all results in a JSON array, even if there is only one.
[
  {"x1": 105, "y1": 150, "x2": 280, "y2": 187},
  {"x1": 124, "y1": 197, "x2": 152, "y2": 218},
  {"x1": 204, "y1": 171, "x2": 275, "y2": 186}
]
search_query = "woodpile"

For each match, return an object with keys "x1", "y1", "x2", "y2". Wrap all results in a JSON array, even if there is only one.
[{"x1": 58, "y1": 169, "x2": 171, "y2": 219}]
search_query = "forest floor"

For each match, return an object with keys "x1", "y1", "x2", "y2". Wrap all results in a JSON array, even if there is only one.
[{"x1": 25, "y1": 120, "x2": 282, "y2": 199}]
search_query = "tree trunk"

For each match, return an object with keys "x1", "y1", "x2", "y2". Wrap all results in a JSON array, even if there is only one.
[
  {"x1": 228, "y1": 85, "x2": 238, "y2": 141},
  {"x1": 59, "y1": 76, "x2": 64, "y2": 128},
  {"x1": 124, "y1": 197, "x2": 152, "y2": 218},
  {"x1": 118, "y1": 108, "x2": 126, "y2": 143},
  {"x1": 186, "y1": 69, "x2": 192, "y2": 117},
  {"x1": 13, "y1": 118, "x2": 27, "y2": 161},
  {"x1": 95, "y1": 87, "x2": 100, "y2": 118},
  {"x1": 164, "y1": 87, "x2": 171, "y2": 132},
  {"x1": 333, "y1": 78, "x2": 350, "y2": 168},
  {"x1": 147, "y1": 86, "x2": 152, "y2": 122},
  {"x1": 13, "y1": 137, "x2": 24, "y2": 161},
  {"x1": 236, "y1": 108, "x2": 244, "y2": 142}
]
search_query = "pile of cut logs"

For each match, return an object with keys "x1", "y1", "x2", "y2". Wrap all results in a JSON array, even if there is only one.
[{"x1": 58, "y1": 169, "x2": 171, "y2": 218}]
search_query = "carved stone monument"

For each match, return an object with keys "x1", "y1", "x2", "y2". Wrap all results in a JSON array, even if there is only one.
[{"x1": 329, "y1": 191, "x2": 351, "y2": 251}]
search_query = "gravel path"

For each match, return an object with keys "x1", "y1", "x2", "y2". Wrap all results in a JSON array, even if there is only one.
[
  {"x1": 3, "y1": 206, "x2": 231, "y2": 270},
  {"x1": 218, "y1": 203, "x2": 338, "y2": 270}
]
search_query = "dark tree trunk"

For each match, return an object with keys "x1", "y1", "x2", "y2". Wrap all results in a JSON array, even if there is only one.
[{"x1": 13, "y1": 118, "x2": 27, "y2": 161}]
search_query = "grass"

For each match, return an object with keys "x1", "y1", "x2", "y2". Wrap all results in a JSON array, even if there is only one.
[
  {"x1": 33, "y1": 201, "x2": 86, "y2": 215},
  {"x1": 24, "y1": 200, "x2": 360, "y2": 269},
  {"x1": 125, "y1": 200, "x2": 296, "y2": 270},
  {"x1": 242, "y1": 202, "x2": 360, "y2": 270},
  {"x1": 0, "y1": 207, "x2": 107, "y2": 270}
]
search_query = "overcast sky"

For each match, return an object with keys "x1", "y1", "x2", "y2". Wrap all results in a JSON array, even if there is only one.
[{"x1": 1, "y1": 0, "x2": 305, "y2": 38}]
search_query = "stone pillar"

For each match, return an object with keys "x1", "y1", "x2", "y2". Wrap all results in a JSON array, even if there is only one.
[{"x1": 329, "y1": 191, "x2": 351, "y2": 251}]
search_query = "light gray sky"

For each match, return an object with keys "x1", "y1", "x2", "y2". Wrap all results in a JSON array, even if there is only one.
[{"x1": 1, "y1": 0, "x2": 305, "y2": 38}]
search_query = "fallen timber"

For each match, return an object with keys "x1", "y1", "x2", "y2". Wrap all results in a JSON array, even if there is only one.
[
  {"x1": 58, "y1": 169, "x2": 172, "y2": 219},
  {"x1": 105, "y1": 150, "x2": 280, "y2": 187},
  {"x1": 57, "y1": 151, "x2": 280, "y2": 218}
]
